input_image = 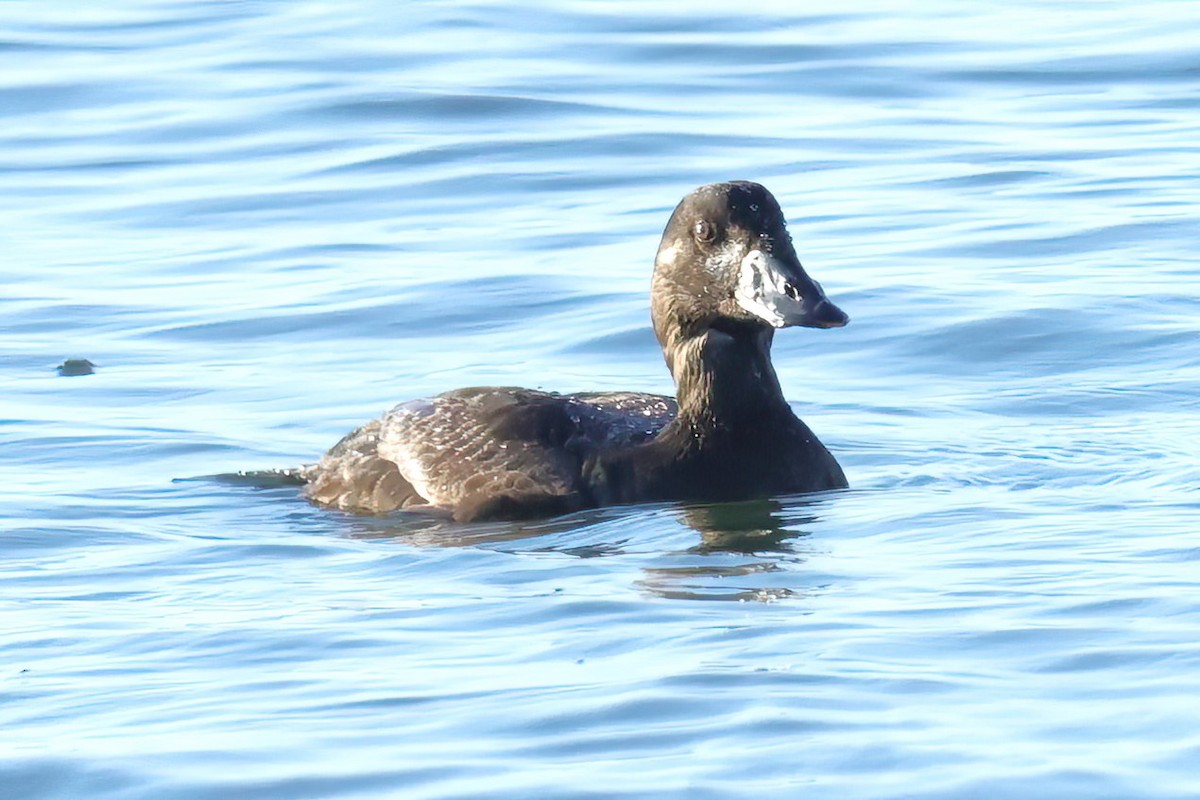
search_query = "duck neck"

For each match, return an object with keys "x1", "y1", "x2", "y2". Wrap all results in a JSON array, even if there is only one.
[{"x1": 662, "y1": 324, "x2": 794, "y2": 430}]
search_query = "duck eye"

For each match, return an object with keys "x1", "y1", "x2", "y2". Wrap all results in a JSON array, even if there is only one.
[{"x1": 693, "y1": 220, "x2": 716, "y2": 243}]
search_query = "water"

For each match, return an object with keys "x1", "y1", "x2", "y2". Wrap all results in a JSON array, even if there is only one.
[{"x1": 3, "y1": 0, "x2": 1199, "y2": 797}]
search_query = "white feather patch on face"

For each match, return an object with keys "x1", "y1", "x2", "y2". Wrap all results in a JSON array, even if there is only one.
[
  {"x1": 734, "y1": 249, "x2": 798, "y2": 328},
  {"x1": 656, "y1": 241, "x2": 680, "y2": 267}
]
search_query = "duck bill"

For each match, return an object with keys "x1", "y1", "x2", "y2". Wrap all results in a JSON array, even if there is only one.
[{"x1": 734, "y1": 249, "x2": 848, "y2": 329}]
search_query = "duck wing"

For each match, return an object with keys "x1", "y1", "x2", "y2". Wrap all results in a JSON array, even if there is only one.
[
  {"x1": 562, "y1": 390, "x2": 677, "y2": 450},
  {"x1": 306, "y1": 387, "x2": 676, "y2": 521}
]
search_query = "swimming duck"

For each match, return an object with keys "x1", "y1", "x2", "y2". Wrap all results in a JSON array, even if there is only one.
[{"x1": 304, "y1": 181, "x2": 848, "y2": 521}]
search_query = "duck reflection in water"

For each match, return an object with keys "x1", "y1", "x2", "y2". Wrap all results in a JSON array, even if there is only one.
[
  {"x1": 341, "y1": 495, "x2": 826, "y2": 602},
  {"x1": 637, "y1": 498, "x2": 825, "y2": 602}
]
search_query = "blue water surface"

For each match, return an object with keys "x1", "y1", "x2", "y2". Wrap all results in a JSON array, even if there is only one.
[{"x1": 2, "y1": 1, "x2": 1199, "y2": 798}]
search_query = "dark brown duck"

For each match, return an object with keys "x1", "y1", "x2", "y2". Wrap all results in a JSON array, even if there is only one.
[{"x1": 304, "y1": 181, "x2": 849, "y2": 521}]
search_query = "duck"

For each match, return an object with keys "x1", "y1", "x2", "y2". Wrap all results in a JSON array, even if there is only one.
[{"x1": 302, "y1": 181, "x2": 849, "y2": 522}]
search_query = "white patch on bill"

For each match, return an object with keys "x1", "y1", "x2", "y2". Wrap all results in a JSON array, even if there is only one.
[{"x1": 734, "y1": 249, "x2": 799, "y2": 328}]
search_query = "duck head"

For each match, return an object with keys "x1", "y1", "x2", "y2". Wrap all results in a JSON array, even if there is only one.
[{"x1": 651, "y1": 181, "x2": 848, "y2": 354}]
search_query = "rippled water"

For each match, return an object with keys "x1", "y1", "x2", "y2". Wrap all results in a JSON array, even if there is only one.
[{"x1": 3, "y1": 1, "x2": 1199, "y2": 797}]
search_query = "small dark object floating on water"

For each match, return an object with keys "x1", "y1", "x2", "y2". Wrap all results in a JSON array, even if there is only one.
[
  {"x1": 56, "y1": 359, "x2": 96, "y2": 377},
  {"x1": 291, "y1": 181, "x2": 850, "y2": 522}
]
